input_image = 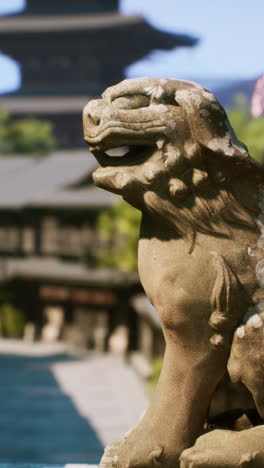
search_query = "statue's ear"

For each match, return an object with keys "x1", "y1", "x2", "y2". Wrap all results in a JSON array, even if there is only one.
[
  {"x1": 174, "y1": 84, "x2": 250, "y2": 162},
  {"x1": 199, "y1": 121, "x2": 249, "y2": 161}
]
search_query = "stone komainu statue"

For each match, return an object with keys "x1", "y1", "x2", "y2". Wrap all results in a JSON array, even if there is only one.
[{"x1": 83, "y1": 78, "x2": 264, "y2": 468}]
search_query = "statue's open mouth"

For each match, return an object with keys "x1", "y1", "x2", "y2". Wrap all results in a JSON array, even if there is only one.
[{"x1": 88, "y1": 144, "x2": 154, "y2": 168}]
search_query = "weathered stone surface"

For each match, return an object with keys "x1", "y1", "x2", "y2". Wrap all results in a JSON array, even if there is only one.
[{"x1": 83, "y1": 78, "x2": 264, "y2": 468}]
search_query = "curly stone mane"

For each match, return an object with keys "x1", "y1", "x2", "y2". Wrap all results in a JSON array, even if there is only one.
[
  {"x1": 139, "y1": 79, "x2": 264, "y2": 252},
  {"x1": 143, "y1": 155, "x2": 261, "y2": 252}
]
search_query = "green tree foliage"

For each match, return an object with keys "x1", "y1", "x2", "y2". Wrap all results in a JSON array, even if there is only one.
[
  {"x1": 96, "y1": 199, "x2": 141, "y2": 272},
  {"x1": 0, "y1": 303, "x2": 25, "y2": 338},
  {"x1": 0, "y1": 108, "x2": 56, "y2": 155},
  {"x1": 227, "y1": 95, "x2": 264, "y2": 163},
  {"x1": 6, "y1": 118, "x2": 56, "y2": 155},
  {"x1": 0, "y1": 108, "x2": 9, "y2": 151}
]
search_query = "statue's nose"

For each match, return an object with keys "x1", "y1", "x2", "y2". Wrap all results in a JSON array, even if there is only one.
[{"x1": 83, "y1": 99, "x2": 104, "y2": 128}]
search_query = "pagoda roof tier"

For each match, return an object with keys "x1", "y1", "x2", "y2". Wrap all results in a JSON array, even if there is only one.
[
  {"x1": 0, "y1": 96, "x2": 90, "y2": 114},
  {"x1": 0, "y1": 13, "x2": 197, "y2": 50},
  {"x1": 0, "y1": 13, "x2": 141, "y2": 33}
]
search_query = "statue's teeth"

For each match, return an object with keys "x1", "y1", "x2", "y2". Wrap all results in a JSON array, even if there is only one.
[
  {"x1": 156, "y1": 139, "x2": 165, "y2": 150},
  {"x1": 105, "y1": 146, "x2": 130, "y2": 157}
]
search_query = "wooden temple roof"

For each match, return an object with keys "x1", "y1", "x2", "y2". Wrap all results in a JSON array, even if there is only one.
[{"x1": 0, "y1": 151, "x2": 117, "y2": 209}]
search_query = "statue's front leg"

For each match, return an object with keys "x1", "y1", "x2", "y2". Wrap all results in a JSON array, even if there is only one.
[
  {"x1": 99, "y1": 254, "x2": 246, "y2": 468},
  {"x1": 100, "y1": 313, "x2": 233, "y2": 468},
  {"x1": 101, "y1": 340, "x2": 196, "y2": 468}
]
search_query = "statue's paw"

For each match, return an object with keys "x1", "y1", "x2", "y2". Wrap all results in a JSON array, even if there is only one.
[
  {"x1": 106, "y1": 421, "x2": 182, "y2": 468},
  {"x1": 180, "y1": 428, "x2": 264, "y2": 468},
  {"x1": 98, "y1": 429, "x2": 164, "y2": 468},
  {"x1": 180, "y1": 446, "x2": 214, "y2": 468},
  {"x1": 115, "y1": 427, "x2": 166, "y2": 468},
  {"x1": 180, "y1": 430, "x2": 225, "y2": 468},
  {"x1": 99, "y1": 442, "x2": 121, "y2": 468}
]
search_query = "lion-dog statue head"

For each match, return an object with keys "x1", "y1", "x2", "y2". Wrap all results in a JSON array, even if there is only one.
[
  {"x1": 83, "y1": 77, "x2": 263, "y2": 251},
  {"x1": 83, "y1": 79, "x2": 264, "y2": 468}
]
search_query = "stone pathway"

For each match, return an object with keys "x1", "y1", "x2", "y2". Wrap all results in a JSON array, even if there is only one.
[
  {"x1": 52, "y1": 353, "x2": 148, "y2": 446},
  {"x1": 0, "y1": 341, "x2": 148, "y2": 465}
]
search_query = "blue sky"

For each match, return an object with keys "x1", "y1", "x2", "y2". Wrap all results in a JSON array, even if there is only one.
[{"x1": 0, "y1": 0, "x2": 264, "y2": 93}]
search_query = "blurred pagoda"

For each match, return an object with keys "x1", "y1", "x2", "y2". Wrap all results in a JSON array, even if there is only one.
[{"x1": 0, "y1": 0, "x2": 198, "y2": 148}]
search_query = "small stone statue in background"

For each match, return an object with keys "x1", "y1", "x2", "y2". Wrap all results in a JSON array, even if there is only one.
[{"x1": 83, "y1": 78, "x2": 264, "y2": 468}]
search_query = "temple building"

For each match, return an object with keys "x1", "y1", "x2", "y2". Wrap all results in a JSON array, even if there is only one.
[
  {"x1": 0, "y1": 151, "x2": 139, "y2": 349},
  {"x1": 0, "y1": 1, "x2": 198, "y2": 354},
  {"x1": 0, "y1": 0, "x2": 198, "y2": 147}
]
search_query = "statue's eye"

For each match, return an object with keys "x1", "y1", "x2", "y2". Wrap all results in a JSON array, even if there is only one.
[{"x1": 112, "y1": 94, "x2": 150, "y2": 109}]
